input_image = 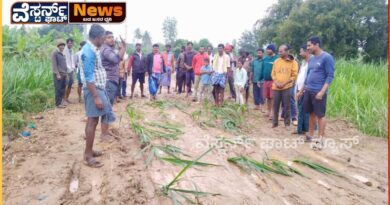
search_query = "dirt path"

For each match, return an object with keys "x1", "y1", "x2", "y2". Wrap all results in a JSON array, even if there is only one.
[{"x1": 3, "y1": 83, "x2": 388, "y2": 205}]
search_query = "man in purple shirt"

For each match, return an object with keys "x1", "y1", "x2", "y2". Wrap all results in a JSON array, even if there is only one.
[
  {"x1": 184, "y1": 42, "x2": 197, "y2": 97},
  {"x1": 296, "y1": 36, "x2": 335, "y2": 145},
  {"x1": 100, "y1": 30, "x2": 126, "y2": 140}
]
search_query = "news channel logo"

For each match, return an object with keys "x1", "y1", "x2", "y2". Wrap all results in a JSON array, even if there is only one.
[{"x1": 11, "y1": 2, "x2": 126, "y2": 24}]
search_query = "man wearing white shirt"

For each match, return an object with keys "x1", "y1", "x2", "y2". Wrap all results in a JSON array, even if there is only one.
[
  {"x1": 294, "y1": 44, "x2": 311, "y2": 134},
  {"x1": 207, "y1": 45, "x2": 214, "y2": 64},
  {"x1": 64, "y1": 38, "x2": 76, "y2": 104}
]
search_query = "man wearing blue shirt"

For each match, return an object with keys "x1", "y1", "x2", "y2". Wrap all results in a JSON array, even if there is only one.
[
  {"x1": 80, "y1": 24, "x2": 115, "y2": 168},
  {"x1": 296, "y1": 36, "x2": 335, "y2": 143}
]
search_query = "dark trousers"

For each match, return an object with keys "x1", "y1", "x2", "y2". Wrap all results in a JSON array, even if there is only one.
[
  {"x1": 281, "y1": 87, "x2": 297, "y2": 120},
  {"x1": 106, "y1": 80, "x2": 119, "y2": 106},
  {"x1": 253, "y1": 83, "x2": 264, "y2": 105},
  {"x1": 121, "y1": 73, "x2": 127, "y2": 96},
  {"x1": 177, "y1": 69, "x2": 186, "y2": 93},
  {"x1": 186, "y1": 70, "x2": 194, "y2": 93},
  {"x1": 297, "y1": 94, "x2": 309, "y2": 133},
  {"x1": 53, "y1": 74, "x2": 67, "y2": 106},
  {"x1": 273, "y1": 88, "x2": 291, "y2": 126},
  {"x1": 227, "y1": 74, "x2": 236, "y2": 98},
  {"x1": 118, "y1": 77, "x2": 123, "y2": 97}
]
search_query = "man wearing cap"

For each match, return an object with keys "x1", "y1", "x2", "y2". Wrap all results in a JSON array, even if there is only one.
[
  {"x1": 262, "y1": 44, "x2": 278, "y2": 119},
  {"x1": 51, "y1": 39, "x2": 68, "y2": 108},
  {"x1": 63, "y1": 38, "x2": 76, "y2": 104}
]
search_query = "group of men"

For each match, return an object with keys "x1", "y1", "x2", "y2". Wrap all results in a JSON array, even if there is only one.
[{"x1": 51, "y1": 23, "x2": 334, "y2": 168}]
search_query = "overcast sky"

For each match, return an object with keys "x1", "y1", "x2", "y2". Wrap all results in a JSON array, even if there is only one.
[{"x1": 3, "y1": 0, "x2": 277, "y2": 46}]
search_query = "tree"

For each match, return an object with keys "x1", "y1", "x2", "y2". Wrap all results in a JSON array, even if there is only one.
[
  {"x1": 238, "y1": 30, "x2": 258, "y2": 55},
  {"x1": 133, "y1": 28, "x2": 143, "y2": 43},
  {"x1": 253, "y1": 0, "x2": 302, "y2": 47},
  {"x1": 198, "y1": 38, "x2": 212, "y2": 49},
  {"x1": 252, "y1": 0, "x2": 387, "y2": 62},
  {"x1": 142, "y1": 31, "x2": 152, "y2": 52},
  {"x1": 38, "y1": 24, "x2": 84, "y2": 36},
  {"x1": 162, "y1": 17, "x2": 178, "y2": 45}
]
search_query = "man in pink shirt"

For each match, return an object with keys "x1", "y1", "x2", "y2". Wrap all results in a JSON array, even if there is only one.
[
  {"x1": 191, "y1": 46, "x2": 208, "y2": 102},
  {"x1": 146, "y1": 44, "x2": 165, "y2": 100},
  {"x1": 160, "y1": 44, "x2": 175, "y2": 94}
]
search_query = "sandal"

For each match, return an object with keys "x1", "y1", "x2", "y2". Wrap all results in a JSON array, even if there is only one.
[
  {"x1": 84, "y1": 158, "x2": 104, "y2": 168},
  {"x1": 92, "y1": 150, "x2": 104, "y2": 158},
  {"x1": 311, "y1": 138, "x2": 324, "y2": 151},
  {"x1": 304, "y1": 135, "x2": 312, "y2": 142}
]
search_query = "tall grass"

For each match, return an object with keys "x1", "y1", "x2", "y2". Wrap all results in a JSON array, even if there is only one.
[
  {"x1": 328, "y1": 59, "x2": 388, "y2": 137},
  {"x1": 3, "y1": 58, "x2": 54, "y2": 136},
  {"x1": 2, "y1": 25, "x2": 83, "y2": 137}
]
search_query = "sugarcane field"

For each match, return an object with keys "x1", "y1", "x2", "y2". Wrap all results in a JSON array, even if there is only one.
[{"x1": 2, "y1": 0, "x2": 388, "y2": 205}]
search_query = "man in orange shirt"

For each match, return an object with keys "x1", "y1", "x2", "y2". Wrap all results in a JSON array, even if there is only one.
[
  {"x1": 271, "y1": 44, "x2": 298, "y2": 129},
  {"x1": 191, "y1": 46, "x2": 209, "y2": 102}
]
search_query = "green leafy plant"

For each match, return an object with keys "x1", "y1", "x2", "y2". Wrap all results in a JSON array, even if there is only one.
[
  {"x1": 228, "y1": 156, "x2": 304, "y2": 177},
  {"x1": 161, "y1": 147, "x2": 220, "y2": 204},
  {"x1": 293, "y1": 159, "x2": 342, "y2": 177}
]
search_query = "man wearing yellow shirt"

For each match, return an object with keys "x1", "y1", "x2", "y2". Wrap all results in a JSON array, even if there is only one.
[{"x1": 271, "y1": 44, "x2": 298, "y2": 129}]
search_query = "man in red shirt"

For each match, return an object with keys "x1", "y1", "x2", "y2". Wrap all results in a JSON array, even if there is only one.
[{"x1": 191, "y1": 46, "x2": 209, "y2": 102}]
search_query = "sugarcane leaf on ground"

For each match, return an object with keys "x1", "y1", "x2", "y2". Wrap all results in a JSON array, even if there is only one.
[
  {"x1": 162, "y1": 147, "x2": 219, "y2": 205},
  {"x1": 135, "y1": 144, "x2": 192, "y2": 166},
  {"x1": 169, "y1": 188, "x2": 221, "y2": 197},
  {"x1": 160, "y1": 157, "x2": 219, "y2": 167},
  {"x1": 163, "y1": 146, "x2": 215, "y2": 191},
  {"x1": 268, "y1": 159, "x2": 306, "y2": 177},
  {"x1": 293, "y1": 159, "x2": 342, "y2": 177},
  {"x1": 228, "y1": 156, "x2": 304, "y2": 177},
  {"x1": 154, "y1": 144, "x2": 191, "y2": 158}
]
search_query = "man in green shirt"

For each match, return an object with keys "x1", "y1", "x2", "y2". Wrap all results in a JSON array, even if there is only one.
[
  {"x1": 250, "y1": 48, "x2": 265, "y2": 111},
  {"x1": 262, "y1": 44, "x2": 278, "y2": 119}
]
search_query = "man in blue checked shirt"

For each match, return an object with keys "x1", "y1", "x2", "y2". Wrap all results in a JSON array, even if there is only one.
[{"x1": 80, "y1": 24, "x2": 115, "y2": 168}]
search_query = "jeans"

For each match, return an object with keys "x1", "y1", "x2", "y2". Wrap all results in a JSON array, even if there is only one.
[
  {"x1": 185, "y1": 70, "x2": 194, "y2": 93},
  {"x1": 121, "y1": 73, "x2": 128, "y2": 97},
  {"x1": 53, "y1": 73, "x2": 67, "y2": 106},
  {"x1": 273, "y1": 88, "x2": 292, "y2": 126},
  {"x1": 253, "y1": 83, "x2": 264, "y2": 105},
  {"x1": 297, "y1": 94, "x2": 309, "y2": 133}
]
